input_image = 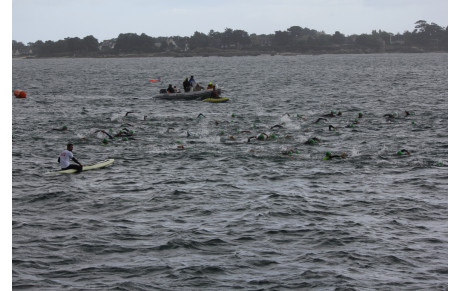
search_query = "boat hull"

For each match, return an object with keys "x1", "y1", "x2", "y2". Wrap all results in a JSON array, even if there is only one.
[{"x1": 153, "y1": 89, "x2": 222, "y2": 100}]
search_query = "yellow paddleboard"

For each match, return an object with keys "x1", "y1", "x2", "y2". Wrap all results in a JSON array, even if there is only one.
[{"x1": 47, "y1": 159, "x2": 115, "y2": 174}]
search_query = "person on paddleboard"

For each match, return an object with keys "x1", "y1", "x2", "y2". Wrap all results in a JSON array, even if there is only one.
[{"x1": 58, "y1": 143, "x2": 83, "y2": 171}]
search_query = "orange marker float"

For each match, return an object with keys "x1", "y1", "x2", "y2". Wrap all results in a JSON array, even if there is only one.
[{"x1": 14, "y1": 90, "x2": 27, "y2": 98}]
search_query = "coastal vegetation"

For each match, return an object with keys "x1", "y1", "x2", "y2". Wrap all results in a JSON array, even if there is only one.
[{"x1": 12, "y1": 20, "x2": 447, "y2": 58}]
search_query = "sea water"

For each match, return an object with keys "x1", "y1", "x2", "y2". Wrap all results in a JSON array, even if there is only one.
[{"x1": 12, "y1": 53, "x2": 448, "y2": 290}]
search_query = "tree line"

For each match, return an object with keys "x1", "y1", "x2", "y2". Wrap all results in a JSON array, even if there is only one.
[{"x1": 12, "y1": 20, "x2": 447, "y2": 57}]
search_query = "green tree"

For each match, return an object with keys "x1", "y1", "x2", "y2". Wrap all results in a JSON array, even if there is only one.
[
  {"x1": 82, "y1": 35, "x2": 99, "y2": 52},
  {"x1": 331, "y1": 31, "x2": 346, "y2": 44},
  {"x1": 273, "y1": 30, "x2": 291, "y2": 47},
  {"x1": 115, "y1": 33, "x2": 155, "y2": 53},
  {"x1": 287, "y1": 26, "x2": 303, "y2": 38},
  {"x1": 189, "y1": 31, "x2": 210, "y2": 49},
  {"x1": 355, "y1": 34, "x2": 383, "y2": 49},
  {"x1": 12, "y1": 40, "x2": 27, "y2": 55},
  {"x1": 232, "y1": 29, "x2": 251, "y2": 48},
  {"x1": 208, "y1": 29, "x2": 222, "y2": 48}
]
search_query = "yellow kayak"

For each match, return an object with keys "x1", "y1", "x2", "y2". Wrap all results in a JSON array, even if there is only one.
[{"x1": 202, "y1": 97, "x2": 229, "y2": 103}]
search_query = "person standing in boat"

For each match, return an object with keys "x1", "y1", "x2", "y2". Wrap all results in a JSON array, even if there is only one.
[
  {"x1": 189, "y1": 76, "x2": 196, "y2": 87},
  {"x1": 183, "y1": 78, "x2": 191, "y2": 92}
]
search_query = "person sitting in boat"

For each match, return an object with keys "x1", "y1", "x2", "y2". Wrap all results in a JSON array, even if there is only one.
[
  {"x1": 207, "y1": 82, "x2": 213, "y2": 89},
  {"x1": 211, "y1": 85, "x2": 220, "y2": 98},
  {"x1": 183, "y1": 78, "x2": 191, "y2": 92},
  {"x1": 167, "y1": 84, "x2": 175, "y2": 93},
  {"x1": 193, "y1": 83, "x2": 205, "y2": 91}
]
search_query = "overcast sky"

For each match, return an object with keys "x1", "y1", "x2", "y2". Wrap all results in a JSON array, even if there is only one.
[{"x1": 12, "y1": 0, "x2": 448, "y2": 44}]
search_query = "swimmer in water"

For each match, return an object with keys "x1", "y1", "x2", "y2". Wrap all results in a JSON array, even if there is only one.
[
  {"x1": 329, "y1": 125, "x2": 338, "y2": 131},
  {"x1": 94, "y1": 129, "x2": 114, "y2": 139},
  {"x1": 397, "y1": 149, "x2": 411, "y2": 155},
  {"x1": 323, "y1": 151, "x2": 348, "y2": 160},
  {"x1": 358, "y1": 112, "x2": 363, "y2": 118},
  {"x1": 115, "y1": 128, "x2": 135, "y2": 137},
  {"x1": 315, "y1": 118, "x2": 328, "y2": 124},
  {"x1": 270, "y1": 124, "x2": 284, "y2": 129},
  {"x1": 197, "y1": 113, "x2": 206, "y2": 118},
  {"x1": 121, "y1": 112, "x2": 136, "y2": 121},
  {"x1": 257, "y1": 133, "x2": 269, "y2": 140},
  {"x1": 405, "y1": 111, "x2": 415, "y2": 117},
  {"x1": 305, "y1": 137, "x2": 321, "y2": 144},
  {"x1": 383, "y1": 113, "x2": 397, "y2": 119},
  {"x1": 322, "y1": 110, "x2": 336, "y2": 118},
  {"x1": 281, "y1": 148, "x2": 299, "y2": 156},
  {"x1": 248, "y1": 132, "x2": 269, "y2": 142},
  {"x1": 53, "y1": 125, "x2": 68, "y2": 131},
  {"x1": 296, "y1": 114, "x2": 307, "y2": 120}
]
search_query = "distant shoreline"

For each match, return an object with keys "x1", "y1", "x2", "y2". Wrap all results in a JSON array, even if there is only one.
[{"x1": 13, "y1": 48, "x2": 448, "y2": 59}]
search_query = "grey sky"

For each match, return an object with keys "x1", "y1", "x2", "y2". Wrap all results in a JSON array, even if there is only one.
[{"x1": 12, "y1": 0, "x2": 448, "y2": 44}]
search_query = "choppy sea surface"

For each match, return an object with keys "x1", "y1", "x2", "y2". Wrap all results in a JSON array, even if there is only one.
[{"x1": 12, "y1": 54, "x2": 448, "y2": 290}]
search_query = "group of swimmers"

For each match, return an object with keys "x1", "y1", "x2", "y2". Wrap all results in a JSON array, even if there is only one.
[
  {"x1": 217, "y1": 109, "x2": 414, "y2": 159},
  {"x1": 56, "y1": 107, "x2": 415, "y2": 170}
]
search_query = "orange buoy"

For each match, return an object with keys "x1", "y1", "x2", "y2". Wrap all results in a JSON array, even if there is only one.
[{"x1": 14, "y1": 90, "x2": 27, "y2": 98}]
